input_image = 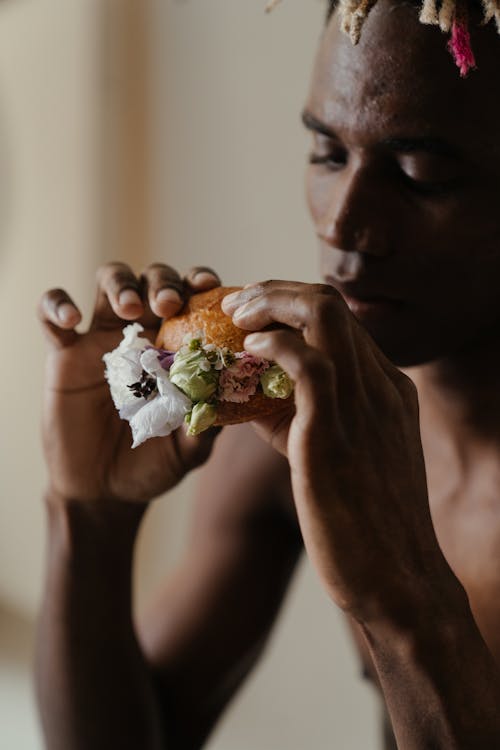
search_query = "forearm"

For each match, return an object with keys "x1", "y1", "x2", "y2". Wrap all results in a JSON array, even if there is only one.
[
  {"x1": 36, "y1": 493, "x2": 166, "y2": 750},
  {"x1": 362, "y1": 579, "x2": 500, "y2": 749}
]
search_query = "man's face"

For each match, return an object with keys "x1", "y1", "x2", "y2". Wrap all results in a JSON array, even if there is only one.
[{"x1": 304, "y1": 0, "x2": 500, "y2": 366}]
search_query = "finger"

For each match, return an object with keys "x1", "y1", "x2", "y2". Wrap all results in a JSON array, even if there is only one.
[
  {"x1": 184, "y1": 266, "x2": 221, "y2": 292},
  {"x1": 91, "y1": 262, "x2": 143, "y2": 330},
  {"x1": 38, "y1": 288, "x2": 82, "y2": 349},
  {"x1": 221, "y1": 279, "x2": 306, "y2": 315},
  {"x1": 140, "y1": 263, "x2": 184, "y2": 322},
  {"x1": 244, "y1": 329, "x2": 338, "y2": 426},
  {"x1": 228, "y1": 286, "x2": 351, "y2": 350}
]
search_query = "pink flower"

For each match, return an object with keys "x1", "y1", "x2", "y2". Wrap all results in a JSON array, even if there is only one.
[{"x1": 218, "y1": 352, "x2": 269, "y2": 403}]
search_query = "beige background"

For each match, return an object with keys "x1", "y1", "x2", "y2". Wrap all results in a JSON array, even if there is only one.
[{"x1": 0, "y1": 1, "x2": 379, "y2": 747}]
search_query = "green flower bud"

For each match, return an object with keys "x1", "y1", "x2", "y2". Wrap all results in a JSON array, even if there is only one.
[
  {"x1": 186, "y1": 402, "x2": 217, "y2": 436},
  {"x1": 260, "y1": 365, "x2": 294, "y2": 399},
  {"x1": 169, "y1": 350, "x2": 219, "y2": 402}
]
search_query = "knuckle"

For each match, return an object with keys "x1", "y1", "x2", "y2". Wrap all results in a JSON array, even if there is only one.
[
  {"x1": 110, "y1": 270, "x2": 139, "y2": 293},
  {"x1": 96, "y1": 261, "x2": 128, "y2": 278},
  {"x1": 96, "y1": 262, "x2": 135, "y2": 287},
  {"x1": 142, "y1": 264, "x2": 184, "y2": 293},
  {"x1": 255, "y1": 280, "x2": 280, "y2": 294},
  {"x1": 398, "y1": 374, "x2": 419, "y2": 406},
  {"x1": 144, "y1": 263, "x2": 180, "y2": 280},
  {"x1": 311, "y1": 282, "x2": 344, "y2": 302},
  {"x1": 298, "y1": 349, "x2": 333, "y2": 383},
  {"x1": 308, "y1": 294, "x2": 336, "y2": 330},
  {"x1": 45, "y1": 288, "x2": 67, "y2": 303},
  {"x1": 188, "y1": 265, "x2": 220, "y2": 280}
]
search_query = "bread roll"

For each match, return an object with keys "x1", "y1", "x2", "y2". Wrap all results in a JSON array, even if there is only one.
[{"x1": 156, "y1": 286, "x2": 293, "y2": 426}]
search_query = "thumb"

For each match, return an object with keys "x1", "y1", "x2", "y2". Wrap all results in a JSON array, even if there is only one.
[{"x1": 38, "y1": 288, "x2": 81, "y2": 349}]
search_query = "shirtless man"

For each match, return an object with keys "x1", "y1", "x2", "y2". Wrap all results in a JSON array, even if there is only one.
[{"x1": 36, "y1": 1, "x2": 500, "y2": 748}]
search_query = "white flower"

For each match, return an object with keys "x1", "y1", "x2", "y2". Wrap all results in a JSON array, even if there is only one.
[
  {"x1": 103, "y1": 325, "x2": 192, "y2": 449},
  {"x1": 128, "y1": 381, "x2": 191, "y2": 448},
  {"x1": 103, "y1": 323, "x2": 151, "y2": 419}
]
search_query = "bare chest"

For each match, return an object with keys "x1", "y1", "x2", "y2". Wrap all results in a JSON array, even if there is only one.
[{"x1": 424, "y1": 448, "x2": 500, "y2": 660}]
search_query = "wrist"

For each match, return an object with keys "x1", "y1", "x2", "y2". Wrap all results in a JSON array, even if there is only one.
[
  {"x1": 44, "y1": 488, "x2": 146, "y2": 562},
  {"x1": 360, "y1": 576, "x2": 500, "y2": 749},
  {"x1": 361, "y1": 562, "x2": 470, "y2": 646}
]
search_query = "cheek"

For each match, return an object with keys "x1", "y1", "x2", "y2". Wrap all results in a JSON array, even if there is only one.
[
  {"x1": 305, "y1": 167, "x2": 330, "y2": 227},
  {"x1": 418, "y1": 198, "x2": 500, "y2": 269}
]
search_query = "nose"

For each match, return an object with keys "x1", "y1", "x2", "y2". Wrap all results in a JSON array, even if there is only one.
[{"x1": 314, "y1": 160, "x2": 391, "y2": 259}]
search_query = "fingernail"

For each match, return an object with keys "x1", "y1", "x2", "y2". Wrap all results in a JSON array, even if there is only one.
[
  {"x1": 57, "y1": 303, "x2": 77, "y2": 324},
  {"x1": 221, "y1": 292, "x2": 239, "y2": 313},
  {"x1": 119, "y1": 288, "x2": 141, "y2": 307},
  {"x1": 244, "y1": 333, "x2": 264, "y2": 347},
  {"x1": 156, "y1": 287, "x2": 183, "y2": 307}
]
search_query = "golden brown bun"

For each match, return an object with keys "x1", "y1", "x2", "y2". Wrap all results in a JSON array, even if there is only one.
[{"x1": 156, "y1": 286, "x2": 293, "y2": 426}]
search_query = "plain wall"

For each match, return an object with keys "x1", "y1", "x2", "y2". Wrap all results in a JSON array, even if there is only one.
[{"x1": 0, "y1": 1, "x2": 380, "y2": 748}]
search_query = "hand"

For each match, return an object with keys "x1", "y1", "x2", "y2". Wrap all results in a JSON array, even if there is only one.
[
  {"x1": 39, "y1": 263, "x2": 222, "y2": 505},
  {"x1": 222, "y1": 281, "x2": 451, "y2": 623}
]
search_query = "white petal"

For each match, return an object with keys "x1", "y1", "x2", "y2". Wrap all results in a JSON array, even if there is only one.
[
  {"x1": 140, "y1": 349, "x2": 192, "y2": 405},
  {"x1": 140, "y1": 348, "x2": 164, "y2": 376},
  {"x1": 103, "y1": 325, "x2": 154, "y2": 411},
  {"x1": 119, "y1": 399, "x2": 144, "y2": 420},
  {"x1": 119, "y1": 323, "x2": 150, "y2": 352},
  {"x1": 130, "y1": 390, "x2": 190, "y2": 448}
]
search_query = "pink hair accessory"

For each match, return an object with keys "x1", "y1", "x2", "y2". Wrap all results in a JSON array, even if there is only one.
[{"x1": 448, "y1": 18, "x2": 476, "y2": 76}]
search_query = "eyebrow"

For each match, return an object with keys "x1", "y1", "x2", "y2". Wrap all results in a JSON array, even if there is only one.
[
  {"x1": 301, "y1": 110, "x2": 337, "y2": 138},
  {"x1": 301, "y1": 109, "x2": 461, "y2": 159}
]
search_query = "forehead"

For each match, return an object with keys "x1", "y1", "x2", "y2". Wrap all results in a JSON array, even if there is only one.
[{"x1": 307, "y1": 0, "x2": 500, "y2": 155}]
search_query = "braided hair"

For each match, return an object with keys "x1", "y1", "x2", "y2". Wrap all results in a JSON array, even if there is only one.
[{"x1": 266, "y1": 0, "x2": 500, "y2": 76}]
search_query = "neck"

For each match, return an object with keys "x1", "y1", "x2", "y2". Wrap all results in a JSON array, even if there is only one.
[{"x1": 404, "y1": 330, "x2": 500, "y2": 451}]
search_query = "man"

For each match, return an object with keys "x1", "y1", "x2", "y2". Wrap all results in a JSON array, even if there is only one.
[{"x1": 36, "y1": 1, "x2": 500, "y2": 747}]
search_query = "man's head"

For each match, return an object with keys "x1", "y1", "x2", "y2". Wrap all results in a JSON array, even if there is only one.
[{"x1": 304, "y1": 0, "x2": 500, "y2": 366}]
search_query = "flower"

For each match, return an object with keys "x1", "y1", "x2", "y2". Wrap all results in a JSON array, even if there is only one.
[
  {"x1": 260, "y1": 365, "x2": 294, "y2": 399},
  {"x1": 103, "y1": 325, "x2": 191, "y2": 448},
  {"x1": 169, "y1": 347, "x2": 219, "y2": 402},
  {"x1": 103, "y1": 323, "x2": 153, "y2": 420},
  {"x1": 185, "y1": 402, "x2": 217, "y2": 436},
  {"x1": 218, "y1": 352, "x2": 269, "y2": 403}
]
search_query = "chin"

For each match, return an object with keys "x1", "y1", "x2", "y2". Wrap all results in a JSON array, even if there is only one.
[{"x1": 359, "y1": 319, "x2": 458, "y2": 369}]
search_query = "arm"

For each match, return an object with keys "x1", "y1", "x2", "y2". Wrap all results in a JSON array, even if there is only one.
[
  {"x1": 137, "y1": 424, "x2": 302, "y2": 748},
  {"x1": 37, "y1": 265, "x2": 301, "y2": 750},
  {"x1": 223, "y1": 281, "x2": 500, "y2": 749},
  {"x1": 37, "y1": 427, "x2": 301, "y2": 750},
  {"x1": 36, "y1": 261, "x2": 216, "y2": 750},
  {"x1": 36, "y1": 497, "x2": 165, "y2": 750},
  {"x1": 35, "y1": 261, "x2": 251, "y2": 750},
  {"x1": 362, "y1": 589, "x2": 500, "y2": 750}
]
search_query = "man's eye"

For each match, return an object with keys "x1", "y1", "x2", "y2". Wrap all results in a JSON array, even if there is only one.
[
  {"x1": 398, "y1": 155, "x2": 460, "y2": 196},
  {"x1": 400, "y1": 171, "x2": 459, "y2": 197},
  {"x1": 309, "y1": 146, "x2": 347, "y2": 169}
]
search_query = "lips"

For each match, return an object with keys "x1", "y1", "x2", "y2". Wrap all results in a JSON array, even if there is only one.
[
  {"x1": 343, "y1": 295, "x2": 404, "y2": 318},
  {"x1": 323, "y1": 276, "x2": 405, "y2": 320}
]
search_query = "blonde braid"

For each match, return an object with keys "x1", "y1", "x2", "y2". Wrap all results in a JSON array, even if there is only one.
[
  {"x1": 338, "y1": 0, "x2": 360, "y2": 36},
  {"x1": 338, "y1": 0, "x2": 378, "y2": 42},
  {"x1": 420, "y1": 0, "x2": 440, "y2": 25},
  {"x1": 439, "y1": 0, "x2": 456, "y2": 32},
  {"x1": 265, "y1": 0, "x2": 499, "y2": 72}
]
